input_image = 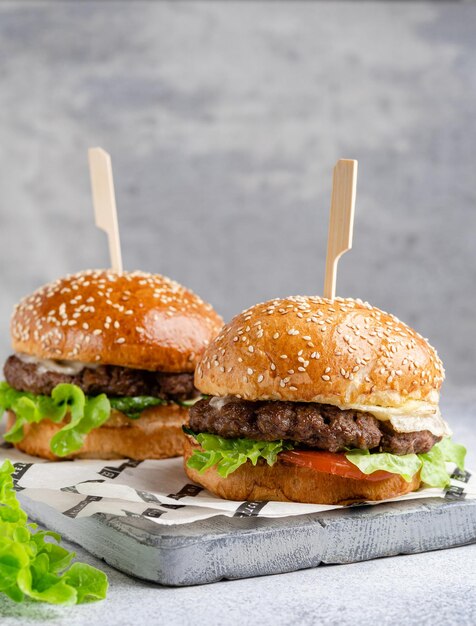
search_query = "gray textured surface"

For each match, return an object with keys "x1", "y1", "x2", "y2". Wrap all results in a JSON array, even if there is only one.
[
  {"x1": 1, "y1": 543, "x2": 476, "y2": 626},
  {"x1": 18, "y1": 494, "x2": 476, "y2": 586},
  {"x1": 1, "y1": 1, "x2": 476, "y2": 385},
  {"x1": 1, "y1": 385, "x2": 476, "y2": 624}
]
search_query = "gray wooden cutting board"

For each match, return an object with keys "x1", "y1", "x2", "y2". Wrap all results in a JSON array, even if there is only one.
[{"x1": 19, "y1": 494, "x2": 476, "y2": 586}]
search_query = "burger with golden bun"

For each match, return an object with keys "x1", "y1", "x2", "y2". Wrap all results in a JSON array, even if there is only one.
[
  {"x1": 1, "y1": 269, "x2": 223, "y2": 460},
  {"x1": 184, "y1": 296, "x2": 466, "y2": 505}
]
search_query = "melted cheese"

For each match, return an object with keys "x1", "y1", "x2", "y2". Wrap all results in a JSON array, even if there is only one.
[
  {"x1": 209, "y1": 396, "x2": 234, "y2": 411},
  {"x1": 335, "y1": 400, "x2": 451, "y2": 438},
  {"x1": 15, "y1": 353, "x2": 100, "y2": 376}
]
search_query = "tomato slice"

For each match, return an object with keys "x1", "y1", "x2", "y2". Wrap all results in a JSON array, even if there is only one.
[{"x1": 280, "y1": 450, "x2": 394, "y2": 482}]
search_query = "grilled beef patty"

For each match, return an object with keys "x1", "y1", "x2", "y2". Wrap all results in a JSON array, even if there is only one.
[
  {"x1": 4, "y1": 354, "x2": 197, "y2": 402},
  {"x1": 189, "y1": 396, "x2": 440, "y2": 455}
]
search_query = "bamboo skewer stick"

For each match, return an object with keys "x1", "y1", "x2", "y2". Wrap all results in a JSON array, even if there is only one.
[
  {"x1": 323, "y1": 159, "x2": 358, "y2": 300},
  {"x1": 88, "y1": 147, "x2": 123, "y2": 274}
]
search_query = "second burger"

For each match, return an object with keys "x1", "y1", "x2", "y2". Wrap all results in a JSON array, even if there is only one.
[{"x1": 1, "y1": 269, "x2": 223, "y2": 460}]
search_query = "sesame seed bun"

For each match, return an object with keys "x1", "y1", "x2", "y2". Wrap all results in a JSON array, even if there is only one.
[
  {"x1": 195, "y1": 296, "x2": 444, "y2": 410},
  {"x1": 183, "y1": 437, "x2": 421, "y2": 505},
  {"x1": 6, "y1": 404, "x2": 188, "y2": 460},
  {"x1": 11, "y1": 270, "x2": 223, "y2": 372}
]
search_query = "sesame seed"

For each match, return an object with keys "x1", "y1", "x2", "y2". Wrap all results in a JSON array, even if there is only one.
[{"x1": 321, "y1": 375, "x2": 331, "y2": 381}]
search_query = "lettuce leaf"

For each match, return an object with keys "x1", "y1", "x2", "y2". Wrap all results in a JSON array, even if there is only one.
[
  {"x1": 0, "y1": 383, "x2": 187, "y2": 456},
  {"x1": 0, "y1": 383, "x2": 110, "y2": 457},
  {"x1": 418, "y1": 438, "x2": 466, "y2": 487},
  {"x1": 50, "y1": 393, "x2": 111, "y2": 457},
  {"x1": 1, "y1": 382, "x2": 199, "y2": 452},
  {"x1": 185, "y1": 427, "x2": 466, "y2": 490},
  {"x1": 109, "y1": 395, "x2": 165, "y2": 419},
  {"x1": 345, "y1": 438, "x2": 466, "y2": 488},
  {"x1": 0, "y1": 459, "x2": 108, "y2": 604},
  {"x1": 345, "y1": 450, "x2": 422, "y2": 482},
  {"x1": 184, "y1": 428, "x2": 293, "y2": 478},
  {"x1": 176, "y1": 397, "x2": 202, "y2": 408}
]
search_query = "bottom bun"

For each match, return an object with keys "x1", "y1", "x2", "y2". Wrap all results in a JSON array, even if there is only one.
[
  {"x1": 6, "y1": 404, "x2": 189, "y2": 461},
  {"x1": 183, "y1": 438, "x2": 421, "y2": 505}
]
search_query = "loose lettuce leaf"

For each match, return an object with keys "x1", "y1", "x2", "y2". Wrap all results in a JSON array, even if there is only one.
[
  {"x1": 62, "y1": 562, "x2": 109, "y2": 604},
  {"x1": 346, "y1": 438, "x2": 466, "y2": 488},
  {"x1": 1, "y1": 383, "x2": 111, "y2": 457},
  {"x1": 184, "y1": 428, "x2": 293, "y2": 478},
  {"x1": 109, "y1": 395, "x2": 165, "y2": 419},
  {"x1": 0, "y1": 459, "x2": 108, "y2": 604}
]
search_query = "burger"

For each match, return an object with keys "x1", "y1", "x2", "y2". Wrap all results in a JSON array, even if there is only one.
[
  {"x1": 184, "y1": 296, "x2": 466, "y2": 505},
  {"x1": 0, "y1": 270, "x2": 223, "y2": 460}
]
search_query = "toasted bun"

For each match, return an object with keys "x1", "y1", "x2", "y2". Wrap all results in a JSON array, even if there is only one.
[
  {"x1": 6, "y1": 404, "x2": 189, "y2": 460},
  {"x1": 11, "y1": 270, "x2": 223, "y2": 372},
  {"x1": 195, "y1": 297, "x2": 444, "y2": 410},
  {"x1": 183, "y1": 438, "x2": 421, "y2": 505}
]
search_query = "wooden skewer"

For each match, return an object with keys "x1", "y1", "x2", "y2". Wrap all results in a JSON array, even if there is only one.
[
  {"x1": 323, "y1": 159, "x2": 358, "y2": 300},
  {"x1": 88, "y1": 147, "x2": 123, "y2": 274}
]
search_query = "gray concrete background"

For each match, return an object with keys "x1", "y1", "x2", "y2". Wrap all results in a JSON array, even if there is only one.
[{"x1": 1, "y1": 1, "x2": 476, "y2": 387}]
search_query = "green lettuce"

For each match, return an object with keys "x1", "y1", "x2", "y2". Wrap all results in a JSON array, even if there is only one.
[
  {"x1": 0, "y1": 382, "x2": 196, "y2": 456},
  {"x1": 109, "y1": 396, "x2": 201, "y2": 416},
  {"x1": 109, "y1": 396, "x2": 165, "y2": 419},
  {"x1": 176, "y1": 397, "x2": 202, "y2": 408},
  {"x1": 345, "y1": 450, "x2": 422, "y2": 482},
  {"x1": 345, "y1": 438, "x2": 466, "y2": 488},
  {"x1": 184, "y1": 428, "x2": 293, "y2": 478},
  {"x1": 0, "y1": 382, "x2": 110, "y2": 457},
  {"x1": 0, "y1": 459, "x2": 108, "y2": 604},
  {"x1": 185, "y1": 427, "x2": 466, "y2": 490}
]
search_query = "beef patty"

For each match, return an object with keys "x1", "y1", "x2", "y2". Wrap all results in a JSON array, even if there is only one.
[
  {"x1": 4, "y1": 354, "x2": 197, "y2": 402},
  {"x1": 189, "y1": 397, "x2": 440, "y2": 455}
]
